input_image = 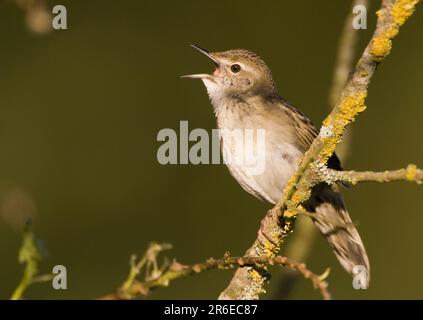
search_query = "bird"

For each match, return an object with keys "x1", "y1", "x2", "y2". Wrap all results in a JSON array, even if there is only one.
[{"x1": 182, "y1": 45, "x2": 370, "y2": 285}]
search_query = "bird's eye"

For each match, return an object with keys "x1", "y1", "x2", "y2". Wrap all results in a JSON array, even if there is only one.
[{"x1": 230, "y1": 64, "x2": 241, "y2": 73}]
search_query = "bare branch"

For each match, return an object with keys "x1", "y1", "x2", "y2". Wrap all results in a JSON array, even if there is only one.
[{"x1": 101, "y1": 243, "x2": 331, "y2": 300}]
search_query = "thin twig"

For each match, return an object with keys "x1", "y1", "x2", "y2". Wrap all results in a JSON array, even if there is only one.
[
  {"x1": 10, "y1": 223, "x2": 40, "y2": 300},
  {"x1": 318, "y1": 164, "x2": 423, "y2": 185},
  {"x1": 10, "y1": 222, "x2": 53, "y2": 300},
  {"x1": 101, "y1": 244, "x2": 331, "y2": 300}
]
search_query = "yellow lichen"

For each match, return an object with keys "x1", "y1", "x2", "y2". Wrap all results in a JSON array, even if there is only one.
[
  {"x1": 298, "y1": 94, "x2": 367, "y2": 196},
  {"x1": 319, "y1": 92, "x2": 367, "y2": 163},
  {"x1": 247, "y1": 268, "x2": 267, "y2": 295},
  {"x1": 290, "y1": 189, "x2": 312, "y2": 207},
  {"x1": 387, "y1": 25, "x2": 401, "y2": 39},
  {"x1": 282, "y1": 174, "x2": 298, "y2": 196},
  {"x1": 261, "y1": 242, "x2": 277, "y2": 257},
  {"x1": 405, "y1": 164, "x2": 417, "y2": 181},
  {"x1": 322, "y1": 115, "x2": 332, "y2": 127},
  {"x1": 392, "y1": 0, "x2": 420, "y2": 26},
  {"x1": 318, "y1": 138, "x2": 337, "y2": 166},
  {"x1": 269, "y1": 231, "x2": 281, "y2": 243},
  {"x1": 359, "y1": 69, "x2": 369, "y2": 78},
  {"x1": 284, "y1": 209, "x2": 297, "y2": 218},
  {"x1": 371, "y1": 34, "x2": 392, "y2": 61},
  {"x1": 338, "y1": 92, "x2": 367, "y2": 122},
  {"x1": 371, "y1": 0, "x2": 420, "y2": 62},
  {"x1": 249, "y1": 269, "x2": 262, "y2": 281}
]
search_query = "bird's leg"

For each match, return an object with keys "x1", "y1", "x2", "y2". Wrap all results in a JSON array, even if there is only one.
[{"x1": 257, "y1": 208, "x2": 280, "y2": 248}]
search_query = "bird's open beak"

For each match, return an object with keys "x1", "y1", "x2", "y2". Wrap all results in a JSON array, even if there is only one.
[
  {"x1": 181, "y1": 45, "x2": 219, "y2": 79},
  {"x1": 190, "y1": 45, "x2": 219, "y2": 66}
]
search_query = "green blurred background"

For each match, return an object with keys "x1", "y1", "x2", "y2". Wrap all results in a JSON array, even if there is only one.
[{"x1": 0, "y1": 0, "x2": 422, "y2": 299}]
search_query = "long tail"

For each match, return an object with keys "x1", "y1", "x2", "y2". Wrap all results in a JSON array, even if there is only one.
[{"x1": 306, "y1": 185, "x2": 370, "y2": 286}]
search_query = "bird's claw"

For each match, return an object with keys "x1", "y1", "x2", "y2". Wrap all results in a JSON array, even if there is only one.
[{"x1": 257, "y1": 209, "x2": 279, "y2": 247}]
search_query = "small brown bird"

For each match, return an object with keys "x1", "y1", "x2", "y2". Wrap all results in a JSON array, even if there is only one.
[{"x1": 183, "y1": 45, "x2": 370, "y2": 284}]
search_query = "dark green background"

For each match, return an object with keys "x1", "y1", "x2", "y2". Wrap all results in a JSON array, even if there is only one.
[{"x1": 0, "y1": 0, "x2": 422, "y2": 299}]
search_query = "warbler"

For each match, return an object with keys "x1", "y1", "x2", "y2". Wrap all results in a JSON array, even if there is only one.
[{"x1": 182, "y1": 45, "x2": 370, "y2": 284}]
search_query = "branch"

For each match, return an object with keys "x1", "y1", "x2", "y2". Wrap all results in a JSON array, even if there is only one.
[
  {"x1": 319, "y1": 164, "x2": 423, "y2": 185},
  {"x1": 329, "y1": 0, "x2": 368, "y2": 109},
  {"x1": 274, "y1": 0, "x2": 368, "y2": 299},
  {"x1": 219, "y1": 0, "x2": 420, "y2": 300},
  {"x1": 329, "y1": 0, "x2": 369, "y2": 160},
  {"x1": 10, "y1": 222, "x2": 54, "y2": 300},
  {"x1": 101, "y1": 243, "x2": 331, "y2": 300}
]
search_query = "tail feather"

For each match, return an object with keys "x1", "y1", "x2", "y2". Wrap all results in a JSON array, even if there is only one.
[{"x1": 306, "y1": 185, "x2": 370, "y2": 285}]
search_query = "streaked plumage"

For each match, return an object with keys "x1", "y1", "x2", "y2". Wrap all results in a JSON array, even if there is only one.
[{"x1": 183, "y1": 46, "x2": 370, "y2": 284}]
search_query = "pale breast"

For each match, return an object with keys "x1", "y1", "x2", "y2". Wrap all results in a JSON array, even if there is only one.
[{"x1": 217, "y1": 101, "x2": 304, "y2": 204}]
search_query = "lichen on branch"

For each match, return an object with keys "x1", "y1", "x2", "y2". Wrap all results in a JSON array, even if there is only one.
[
  {"x1": 101, "y1": 243, "x2": 331, "y2": 300},
  {"x1": 318, "y1": 164, "x2": 423, "y2": 185},
  {"x1": 219, "y1": 0, "x2": 421, "y2": 300}
]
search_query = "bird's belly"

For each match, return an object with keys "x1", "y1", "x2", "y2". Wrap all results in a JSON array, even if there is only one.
[{"x1": 222, "y1": 134, "x2": 304, "y2": 204}]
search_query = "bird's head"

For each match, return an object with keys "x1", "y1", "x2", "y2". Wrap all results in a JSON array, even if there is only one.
[{"x1": 182, "y1": 45, "x2": 276, "y2": 103}]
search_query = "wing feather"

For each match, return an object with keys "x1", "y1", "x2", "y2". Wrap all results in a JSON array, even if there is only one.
[{"x1": 275, "y1": 95, "x2": 343, "y2": 171}]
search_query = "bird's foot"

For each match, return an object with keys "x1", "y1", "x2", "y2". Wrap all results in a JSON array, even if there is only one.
[{"x1": 257, "y1": 208, "x2": 280, "y2": 248}]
